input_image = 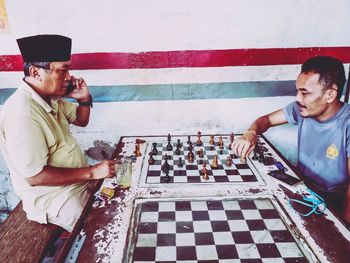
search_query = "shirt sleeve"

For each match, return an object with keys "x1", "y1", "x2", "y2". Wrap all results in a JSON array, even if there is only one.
[
  {"x1": 60, "y1": 99, "x2": 78, "y2": 124},
  {"x1": 283, "y1": 101, "x2": 302, "y2": 125},
  {"x1": 4, "y1": 117, "x2": 48, "y2": 178}
]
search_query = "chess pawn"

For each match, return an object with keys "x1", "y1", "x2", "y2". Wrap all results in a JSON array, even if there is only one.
[
  {"x1": 229, "y1": 133, "x2": 235, "y2": 149},
  {"x1": 175, "y1": 145, "x2": 181, "y2": 155},
  {"x1": 134, "y1": 144, "x2": 142, "y2": 157},
  {"x1": 202, "y1": 163, "x2": 209, "y2": 180},
  {"x1": 211, "y1": 155, "x2": 219, "y2": 168},
  {"x1": 162, "y1": 154, "x2": 171, "y2": 172},
  {"x1": 176, "y1": 139, "x2": 182, "y2": 148},
  {"x1": 151, "y1": 142, "x2": 158, "y2": 155},
  {"x1": 148, "y1": 152, "x2": 155, "y2": 165},
  {"x1": 177, "y1": 157, "x2": 184, "y2": 167},
  {"x1": 209, "y1": 135, "x2": 215, "y2": 145},
  {"x1": 196, "y1": 131, "x2": 203, "y2": 146},
  {"x1": 226, "y1": 156, "x2": 233, "y2": 167},
  {"x1": 187, "y1": 135, "x2": 192, "y2": 145},
  {"x1": 198, "y1": 149, "x2": 204, "y2": 158},
  {"x1": 218, "y1": 136, "x2": 224, "y2": 149}
]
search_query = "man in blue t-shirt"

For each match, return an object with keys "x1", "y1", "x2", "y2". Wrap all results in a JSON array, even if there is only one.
[{"x1": 232, "y1": 56, "x2": 350, "y2": 224}]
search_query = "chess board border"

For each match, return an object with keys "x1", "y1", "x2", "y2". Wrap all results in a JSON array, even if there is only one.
[{"x1": 122, "y1": 195, "x2": 318, "y2": 263}]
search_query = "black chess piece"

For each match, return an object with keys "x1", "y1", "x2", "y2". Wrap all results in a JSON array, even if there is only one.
[
  {"x1": 175, "y1": 145, "x2": 181, "y2": 155},
  {"x1": 148, "y1": 152, "x2": 155, "y2": 165},
  {"x1": 252, "y1": 145, "x2": 259, "y2": 160},
  {"x1": 258, "y1": 152, "x2": 264, "y2": 163},
  {"x1": 164, "y1": 169, "x2": 171, "y2": 183},
  {"x1": 176, "y1": 139, "x2": 182, "y2": 149},
  {"x1": 177, "y1": 157, "x2": 184, "y2": 167},
  {"x1": 166, "y1": 140, "x2": 173, "y2": 151},
  {"x1": 162, "y1": 154, "x2": 170, "y2": 172},
  {"x1": 151, "y1": 142, "x2": 158, "y2": 155},
  {"x1": 187, "y1": 135, "x2": 192, "y2": 145}
]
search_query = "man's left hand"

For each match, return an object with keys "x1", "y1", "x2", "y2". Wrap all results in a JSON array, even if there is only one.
[{"x1": 66, "y1": 76, "x2": 90, "y2": 101}]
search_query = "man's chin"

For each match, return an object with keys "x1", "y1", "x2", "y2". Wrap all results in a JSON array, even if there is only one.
[{"x1": 299, "y1": 108, "x2": 309, "y2": 117}]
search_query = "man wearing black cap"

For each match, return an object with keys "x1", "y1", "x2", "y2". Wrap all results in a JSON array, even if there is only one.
[{"x1": 0, "y1": 35, "x2": 116, "y2": 232}]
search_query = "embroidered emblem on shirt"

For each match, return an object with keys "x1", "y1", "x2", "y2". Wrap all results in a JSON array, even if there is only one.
[{"x1": 326, "y1": 144, "x2": 339, "y2": 160}]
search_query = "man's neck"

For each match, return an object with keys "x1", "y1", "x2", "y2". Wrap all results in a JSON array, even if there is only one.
[
  {"x1": 316, "y1": 100, "x2": 344, "y2": 122},
  {"x1": 23, "y1": 77, "x2": 51, "y2": 105}
]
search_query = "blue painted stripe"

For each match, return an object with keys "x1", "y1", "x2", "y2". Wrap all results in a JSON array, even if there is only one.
[{"x1": 0, "y1": 81, "x2": 296, "y2": 104}]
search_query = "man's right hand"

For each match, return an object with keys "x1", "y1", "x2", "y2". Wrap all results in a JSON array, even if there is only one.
[
  {"x1": 90, "y1": 160, "x2": 116, "y2": 179},
  {"x1": 231, "y1": 130, "x2": 257, "y2": 159}
]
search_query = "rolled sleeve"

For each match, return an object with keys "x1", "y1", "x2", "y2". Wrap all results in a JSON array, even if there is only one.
[{"x1": 283, "y1": 101, "x2": 301, "y2": 125}]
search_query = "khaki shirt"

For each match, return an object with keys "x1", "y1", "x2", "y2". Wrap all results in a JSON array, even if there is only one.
[{"x1": 0, "y1": 80, "x2": 88, "y2": 223}]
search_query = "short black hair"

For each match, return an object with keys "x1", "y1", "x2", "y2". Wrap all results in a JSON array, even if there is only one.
[
  {"x1": 23, "y1": 62, "x2": 51, "y2": 77},
  {"x1": 301, "y1": 56, "x2": 346, "y2": 100}
]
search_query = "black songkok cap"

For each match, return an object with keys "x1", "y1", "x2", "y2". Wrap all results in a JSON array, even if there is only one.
[{"x1": 16, "y1": 34, "x2": 72, "y2": 62}]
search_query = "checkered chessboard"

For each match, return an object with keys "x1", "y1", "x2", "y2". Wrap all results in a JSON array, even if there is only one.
[
  {"x1": 125, "y1": 198, "x2": 310, "y2": 262},
  {"x1": 143, "y1": 135, "x2": 259, "y2": 184}
]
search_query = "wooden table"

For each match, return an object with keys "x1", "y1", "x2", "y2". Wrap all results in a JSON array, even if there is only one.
[{"x1": 59, "y1": 134, "x2": 350, "y2": 263}]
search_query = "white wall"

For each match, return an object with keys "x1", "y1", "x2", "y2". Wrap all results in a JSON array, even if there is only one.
[{"x1": 1, "y1": 0, "x2": 350, "y2": 54}]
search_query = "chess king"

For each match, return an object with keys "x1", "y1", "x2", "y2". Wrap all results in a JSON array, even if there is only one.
[
  {"x1": 231, "y1": 56, "x2": 350, "y2": 225},
  {"x1": 0, "y1": 35, "x2": 116, "y2": 232}
]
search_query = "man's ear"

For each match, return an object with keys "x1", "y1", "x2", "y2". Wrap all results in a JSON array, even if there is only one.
[
  {"x1": 28, "y1": 66, "x2": 41, "y2": 80},
  {"x1": 326, "y1": 85, "x2": 338, "y2": 103}
]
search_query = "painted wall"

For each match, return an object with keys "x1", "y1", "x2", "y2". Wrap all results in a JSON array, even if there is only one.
[{"x1": 0, "y1": 0, "x2": 350, "y2": 221}]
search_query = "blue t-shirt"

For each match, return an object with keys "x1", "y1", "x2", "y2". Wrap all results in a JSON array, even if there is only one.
[{"x1": 283, "y1": 101, "x2": 350, "y2": 192}]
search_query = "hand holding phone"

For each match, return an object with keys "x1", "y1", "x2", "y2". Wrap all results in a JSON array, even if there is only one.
[{"x1": 66, "y1": 79, "x2": 76, "y2": 95}]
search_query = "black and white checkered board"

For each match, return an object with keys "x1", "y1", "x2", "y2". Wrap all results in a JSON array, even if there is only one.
[
  {"x1": 125, "y1": 198, "x2": 311, "y2": 262},
  {"x1": 142, "y1": 135, "x2": 260, "y2": 185}
]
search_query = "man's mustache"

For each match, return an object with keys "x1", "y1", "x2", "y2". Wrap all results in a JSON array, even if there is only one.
[{"x1": 297, "y1": 102, "x2": 306, "y2": 108}]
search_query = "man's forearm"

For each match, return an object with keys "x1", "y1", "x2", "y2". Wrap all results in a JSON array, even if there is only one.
[
  {"x1": 75, "y1": 104, "x2": 90, "y2": 126},
  {"x1": 246, "y1": 116, "x2": 271, "y2": 135},
  {"x1": 25, "y1": 165, "x2": 92, "y2": 187}
]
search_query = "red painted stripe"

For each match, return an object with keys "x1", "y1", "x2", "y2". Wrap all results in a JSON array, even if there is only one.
[{"x1": 1, "y1": 47, "x2": 350, "y2": 71}]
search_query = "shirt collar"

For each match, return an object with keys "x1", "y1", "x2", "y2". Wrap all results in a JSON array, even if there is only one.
[{"x1": 20, "y1": 79, "x2": 59, "y2": 114}]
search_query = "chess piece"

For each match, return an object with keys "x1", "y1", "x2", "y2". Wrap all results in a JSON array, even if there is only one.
[
  {"x1": 188, "y1": 150, "x2": 194, "y2": 163},
  {"x1": 148, "y1": 152, "x2": 155, "y2": 165},
  {"x1": 252, "y1": 145, "x2": 259, "y2": 160},
  {"x1": 202, "y1": 162, "x2": 209, "y2": 180},
  {"x1": 134, "y1": 144, "x2": 142, "y2": 157},
  {"x1": 177, "y1": 157, "x2": 184, "y2": 167},
  {"x1": 198, "y1": 149, "x2": 204, "y2": 158},
  {"x1": 162, "y1": 154, "x2": 170, "y2": 172},
  {"x1": 166, "y1": 140, "x2": 173, "y2": 151},
  {"x1": 229, "y1": 133, "x2": 234, "y2": 149},
  {"x1": 211, "y1": 155, "x2": 219, "y2": 168},
  {"x1": 209, "y1": 135, "x2": 215, "y2": 145},
  {"x1": 164, "y1": 169, "x2": 171, "y2": 183},
  {"x1": 151, "y1": 142, "x2": 158, "y2": 155},
  {"x1": 176, "y1": 139, "x2": 182, "y2": 149},
  {"x1": 226, "y1": 156, "x2": 233, "y2": 167},
  {"x1": 196, "y1": 131, "x2": 203, "y2": 146},
  {"x1": 187, "y1": 135, "x2": 192, "y2": 145},
  {"x1": 218, "y1": 136, "x2": 224, "y2": 149},
  {"x1": 175, "y1": 144, "x2": 181, "y2": 155}
]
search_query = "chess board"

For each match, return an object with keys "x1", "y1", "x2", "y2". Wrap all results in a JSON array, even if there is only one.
[
  {"x1": 123, "y1": 197, "x2": 313, "y2": 262},
  {"x1": 139, "y1": 135, "x2": 265, "y2": 187}
]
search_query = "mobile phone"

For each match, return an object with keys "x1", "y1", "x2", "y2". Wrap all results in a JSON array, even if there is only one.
[{"x1": 66, "y1": 79, "x2": 76, "y2": 95}]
